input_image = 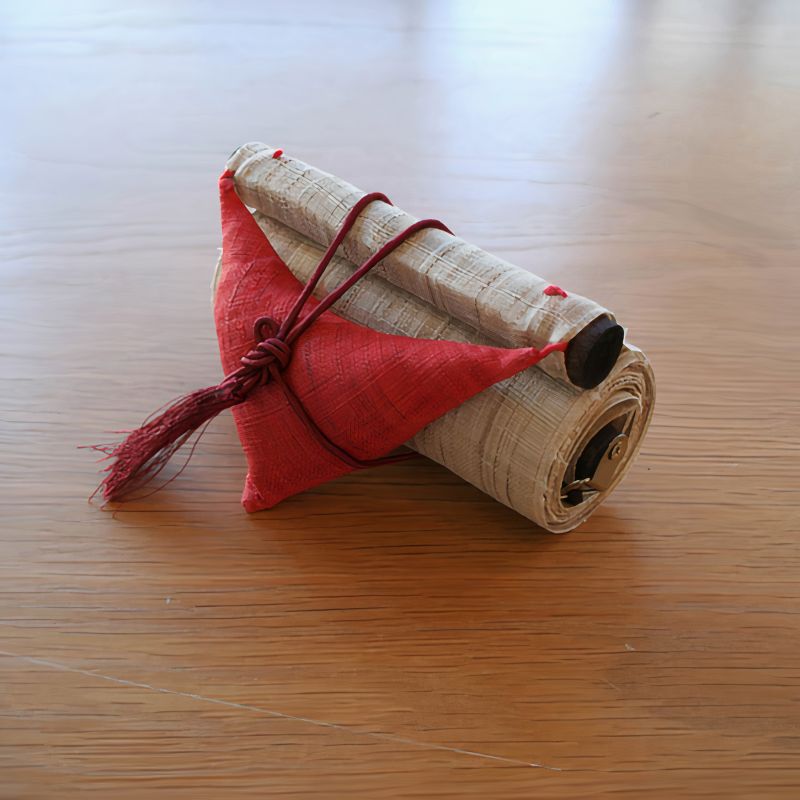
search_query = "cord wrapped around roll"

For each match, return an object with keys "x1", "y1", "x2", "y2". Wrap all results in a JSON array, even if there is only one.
[
  {"x1": 227, "y1": 143, "x2": 624, "y2": 390},
  {"x1": 212, "y1": 204, "x2": 655, "y2": 532}
]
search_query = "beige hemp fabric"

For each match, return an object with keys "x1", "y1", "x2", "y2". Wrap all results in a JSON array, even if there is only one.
[
  {"x1": 214, "y1": 144, "x2": 655, "y2": 532},
  {"x1": 228, "y1": 142, "x2": 612, "y2": 386}
]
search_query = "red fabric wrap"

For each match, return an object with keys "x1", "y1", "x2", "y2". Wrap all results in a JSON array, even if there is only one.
[{"x1": 215, "y1": 172, "x2": 564, "y2": 511}]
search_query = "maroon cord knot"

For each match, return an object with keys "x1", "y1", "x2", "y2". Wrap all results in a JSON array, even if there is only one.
[
  {"x1": 242, "y1": 316, "x2": 292, "y2": 371},
  {"x1": 241, "y1": 337, "x2": 292, "y2": 371},
  {"x1": 231, "y1": 316, "x2": 293, "y2": 395}
]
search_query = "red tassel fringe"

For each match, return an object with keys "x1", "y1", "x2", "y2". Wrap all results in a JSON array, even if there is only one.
[{"x1": 91, "y1": 381, "x2": 243, "y2": 501}]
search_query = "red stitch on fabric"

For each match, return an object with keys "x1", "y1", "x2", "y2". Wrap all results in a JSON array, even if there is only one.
[
  {"x1": 544, "y1": 285, "x2": 568, "y2": 298},
  {"x1": 272, "y1": 149, "x2": 284, "y2": 159},
  {"x1": 537, "y1": 341, "x2": 569, "y2": 357}
]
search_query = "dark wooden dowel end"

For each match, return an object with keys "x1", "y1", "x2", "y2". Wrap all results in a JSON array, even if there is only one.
[{"x1": 565, "y1": 315, "x2": 624, "y2": 389}]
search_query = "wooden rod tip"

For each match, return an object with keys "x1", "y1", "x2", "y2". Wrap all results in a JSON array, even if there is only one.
[{"x1": 565, "y1": 315, "x2": 624, "y2": 389}]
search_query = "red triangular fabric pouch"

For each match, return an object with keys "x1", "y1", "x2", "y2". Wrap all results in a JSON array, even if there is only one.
[
  {"x1": 214, "y1": 173, "x2": 561, "y2": 510},
  {"x1": 96, "y1": 169, "x2": 565, "y2": 508}
]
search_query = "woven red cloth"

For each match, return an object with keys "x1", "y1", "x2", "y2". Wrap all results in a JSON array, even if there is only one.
[{"x1": 215, "y1": 171, "x2": 563, "y2": 511}]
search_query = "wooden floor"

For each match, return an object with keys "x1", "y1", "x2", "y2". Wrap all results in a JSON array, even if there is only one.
[{"x1": 2, "y1": 1, "x2": 799, "y2": 797}]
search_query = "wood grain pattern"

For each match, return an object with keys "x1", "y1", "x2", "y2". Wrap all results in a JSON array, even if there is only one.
[{"x1": 1, "y1": 1, "x2": 798, "y2": 796}]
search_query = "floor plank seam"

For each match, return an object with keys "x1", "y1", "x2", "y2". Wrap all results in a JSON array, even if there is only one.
[{"x1": 0, "y1": 649, "x2": 563, "y2": 772}]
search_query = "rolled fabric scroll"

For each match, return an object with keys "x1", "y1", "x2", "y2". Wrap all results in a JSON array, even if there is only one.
[
  {"x1": 227, "y1": 143, "x2": 625, "y2": 390},
  {"x1": 212, "y1": 197, "x2": 655, "y2": 531}
]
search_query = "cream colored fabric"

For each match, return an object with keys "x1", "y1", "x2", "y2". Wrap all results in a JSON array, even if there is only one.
[
  {"x1": 212, "y1": 203, "x2": 655, "y2": 532},
  {"x1": 226, "y1": 142, "x2": 613, "y2": 386}
]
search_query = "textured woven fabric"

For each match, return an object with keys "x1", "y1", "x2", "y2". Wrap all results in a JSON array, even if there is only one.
[{"x1": 214, "y1": 172, "x2": 562, "y2": 511}]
